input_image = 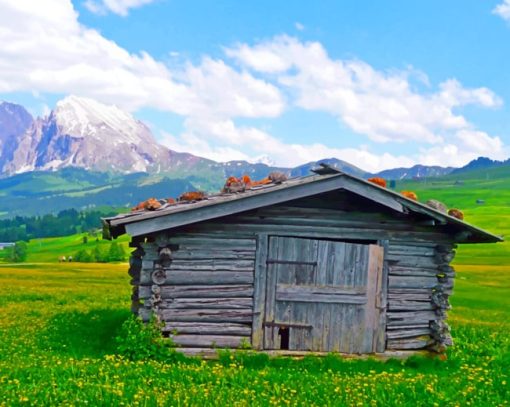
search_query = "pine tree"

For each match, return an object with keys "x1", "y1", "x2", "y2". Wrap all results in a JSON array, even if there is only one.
[
  {"x1": 107, "y1": 242, "x2": 126, "y2": 262},
  {"x1": 93, "y1": 245, "x2": 106, "y2": 263},
  {"x1": 6, "y1": 241, "x2": 28, "y2": 262},
  {"x1": 74, "y1": 249, "x2": 93, "y2": 263}
]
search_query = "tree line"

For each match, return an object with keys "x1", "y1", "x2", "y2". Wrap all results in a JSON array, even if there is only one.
[
  {"x1": 0, "y1": 209, "x2": 118, "y2": 242},
  {"x1": 74, "y1": 241, "x2": 126, "y2": 263}
]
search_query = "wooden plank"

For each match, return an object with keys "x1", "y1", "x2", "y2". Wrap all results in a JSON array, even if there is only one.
[
  {"x1": 139, "y1": 284, "x2": 253, "y2": 299},
  {"x1": 171, "y1": 250, "x2": 255, "y2": 260},
  {"x1": 388, "y1": 293, "x2": 431, "y2": 301},
  {"x1": 275, "y1": 237, "x2": 318, "y2": 352},
  {"x1": 139, "y1": 268, "x2": 152, "y2": 285},
  {"x1": 187, "y1": 222, "x2": 451, "y2": 244},
  {"x1": 386, "y1": 328, "x2": 431, "y2": 340},
  {"x1": 387, "y1": 256, "x2": 439, "y2": 268},
  {"x1": 138, "y1": 307, "x2": 152, "y2": 322},
  {"x1": 169, "y1": 259, "x2": 255, "y2": 271},
  {"x1": 387, "y1": 337, "x2": 433, "y2": 350},
  {"x1": 263, "y1": 237, "x2": 279, "y2": 349},
  {"x1": 160, "y1": 308, "x2": 253, "y2": 323},
  {"x1": 277, "y1": 284, "x2": 366, "y2": 296},
  {"x1": 161, "y1": 297, "x2": 252, "y2": 310},
  {"x1": 275, "y1": 288, "x2": 366, "y2": 304},
  {"x1": 252, "y1": 234, "x2": 269, "y2": 350},
  {"x1": 388, "y1": 275, "x2": 439, "y2": 289},
  {"x1": 252, "y1": 206, "x2": 402, "y2": 221},
  {"x1": 164, "y1": 322, "x2": 251, "y2": 336},
  {"x1": 376, "y1": 239, "x2": 389, "y2": 353},
  {"x1": 389, "y1": 267, "x2": 444, "y2": 277},
  {"x1": 231, "y1": 215, "x2": 419, "y2": 231},
  {"x1": 157, "y1": 271, "x2": 254, "y2": 285},
  {"x1": 387, "y1": 311, "x2": 440, "y2": 326},
  {"x1": 388, "y1": 300, "x2": 434, "y2": 311},
  {"x1": 387, "y1": 323, "x2": 429, "y2": 330},
  {"x1": 388, "y1": 245, "x2": 436, "y2": 256},
  {"x1": 362, "y1": 244, "x2": 384, "y2": 353},
  {"x1": 167, "y1": 236, "x2": 256, "y2": 249},
  {"x1": 169, "y1": 334, "x2": 250, "y2": 348}
]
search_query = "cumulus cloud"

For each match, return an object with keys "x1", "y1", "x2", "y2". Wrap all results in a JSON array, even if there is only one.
[
  {"x1": 0, "y1": 1, "x2": 505, "y2": 172},
  {"x1": 84, "y1": 0, "x2": 156, "y2": 16},
  {"x1": 227, "y1": 36, "x2": 501, "y2": 145},
  {"x1": 493, "y1": 0, "x2": 510, "y2": 21},
  {"x1": 0, "y1": 0, "x2": 283, "y2": 118},
  {"x1": 161, "y1": 117, "x2": 415, "y2": 172}
]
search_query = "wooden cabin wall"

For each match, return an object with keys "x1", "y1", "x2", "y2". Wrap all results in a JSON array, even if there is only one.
[
  {"x1": 385, "y1": 240, "x2": 455, "y2": 352},
  {"x1": 131, "y1": 199, "x2": 456, "y2": 354},
  {"x1": 135, "y1": 235, "x2": 256, "y2": 350}
]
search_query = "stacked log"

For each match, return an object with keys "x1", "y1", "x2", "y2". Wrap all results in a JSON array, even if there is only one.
[
  {"x1": 137, "y1": 235, "x2": 256, "y2": 350},
  {"x1": 128, "y1": 246, "x2": 144, "y2": 314},
  {"x1": 386, "y1": 242, "x2": 454, "y2": 351}
]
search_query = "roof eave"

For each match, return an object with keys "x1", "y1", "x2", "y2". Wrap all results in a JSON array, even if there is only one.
[{"x1": 103, "y1": 172, "x2": 503, "y2": 244}]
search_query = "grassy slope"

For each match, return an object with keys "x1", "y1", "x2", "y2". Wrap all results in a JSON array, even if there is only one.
[
  {"x1": 395, "y1": 164, "x2": 510, "y2": 265},
  {"x1": 0, "y1": 169, "x2": 509, "y2": 405},
  {"x1": 25, "y1": 234, "x2": 130, "y2": 263}
]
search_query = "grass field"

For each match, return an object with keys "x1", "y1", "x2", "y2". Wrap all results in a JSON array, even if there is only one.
[
  {"x1": 0, "y1": 170, "x2": 509, "y2": 406},
  {"x1": 0, "y1": 261, "x2": 508, "y2": 406},
  {"x1": 0, "y1": 233, "x2": 130, "y2": 263}
]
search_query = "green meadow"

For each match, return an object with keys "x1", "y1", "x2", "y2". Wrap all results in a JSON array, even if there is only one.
[{"x1": 0, "y1": 169, "x2": 509, "y2": 406}]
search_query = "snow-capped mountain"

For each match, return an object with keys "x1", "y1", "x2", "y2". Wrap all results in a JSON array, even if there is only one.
[
  {"x1": 0, "y1": 96, "x2": 204, "y2": 175},
  {"x1": 1, "y1": 95, "x2": 490, "y2": 181}
]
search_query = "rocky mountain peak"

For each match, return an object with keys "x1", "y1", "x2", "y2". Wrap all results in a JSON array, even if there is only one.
[
  {"x1": 0, "y1": 96, "x2": 199, "y2": 175},
  {"x1": 0, "y1": 101, "x2": 34, "y2": 171},
  {"x1": 0, "y1": 101, "x2": 33, "y2": 140},
  {"x1": 53, "y1": 95, "x2": 152, "y2": 145}
]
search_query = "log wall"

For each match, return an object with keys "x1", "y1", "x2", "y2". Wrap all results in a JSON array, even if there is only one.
[
  {"x1": 385, "y1": 240, "x2": 454, "y2": 351},
  {"x1": 136, "y1": 236, "x2": 256, "y2": 349},
  {"x1": 130, "y1": 200, "x2": 456, "y2": 354}
]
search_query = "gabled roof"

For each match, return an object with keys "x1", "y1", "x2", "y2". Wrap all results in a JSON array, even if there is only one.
[{"x1": 103, "y1": 171, "x2": 503, "y2": 244}]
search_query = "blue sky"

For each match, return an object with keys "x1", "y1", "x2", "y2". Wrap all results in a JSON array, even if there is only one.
[{"x1": 1, "y1": 0, "x2": 510, "y2": 171}]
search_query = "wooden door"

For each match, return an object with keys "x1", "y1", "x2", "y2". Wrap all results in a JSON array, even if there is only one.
[{"x1": 263, "y1": 236, "x2": 385, "y2": 353}]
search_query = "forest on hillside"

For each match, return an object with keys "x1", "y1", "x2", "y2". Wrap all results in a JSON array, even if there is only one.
[{"x1": 0, "y1": 209, "x2": 118, "y2": 242}]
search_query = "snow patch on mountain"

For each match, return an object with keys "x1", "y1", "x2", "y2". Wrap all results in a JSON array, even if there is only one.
[
  {"x1": 55, "y1": 95, "x2": 148, "y2": 145},
  {"x1": 0, "y1": 96, "x2": 208, "y2": 176}
]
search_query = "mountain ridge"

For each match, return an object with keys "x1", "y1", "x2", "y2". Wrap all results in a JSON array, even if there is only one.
[{"x1": 0, "y1": 96, "x2": 508, "y2": 185}]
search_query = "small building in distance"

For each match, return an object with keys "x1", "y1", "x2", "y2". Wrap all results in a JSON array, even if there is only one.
[
  {"x1": 103, "y1": 169, "x2": 501, "y2": 358},
  {"x1": 0, "y1": 242, "x2": 15, "y2": 250}
]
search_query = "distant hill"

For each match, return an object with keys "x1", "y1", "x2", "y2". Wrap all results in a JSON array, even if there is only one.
[
  {"x1": 451, "y1": 157, "x2": 510, "y2": 175},
  {"x1": 376, "y1": 164, "x2": 454, "y2": 180},
  {"x1": 0, "y1": 168, "x2": 195, "y2": 218}
]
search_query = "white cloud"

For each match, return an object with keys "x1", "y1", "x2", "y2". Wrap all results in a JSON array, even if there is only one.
[
  {"x1": 227, "y1": 36, "x2": 501, "y2": 146},
  {"x1": 84, "y1": 0, "x2": 156, "y2": 16},
  {"x1": 418, "y1": 129, "x2": 506, "y2": 168},
  {"x1": 0, "y1": 0, "x2": 283, "y2": 119},
  {"x1": 295, "y1": 22, "x2": 305, "y2": 31},
  {"x1": 161, "y1": 117, "x2": 416, "y2": 172},
  {"x1": 0, "y1": 2, "x2": 505, "y2": 172},
  {"x1": 493, "y1": 0, "x2": 510, "y2": 21},
  {"x1": 183, "y1": 58, "x2": 284, "y2": 119}
]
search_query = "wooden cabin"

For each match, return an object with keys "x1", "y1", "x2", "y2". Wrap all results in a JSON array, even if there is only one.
[{"x1": 103, "y1": 171, "x2": 501, "y2": 357}]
